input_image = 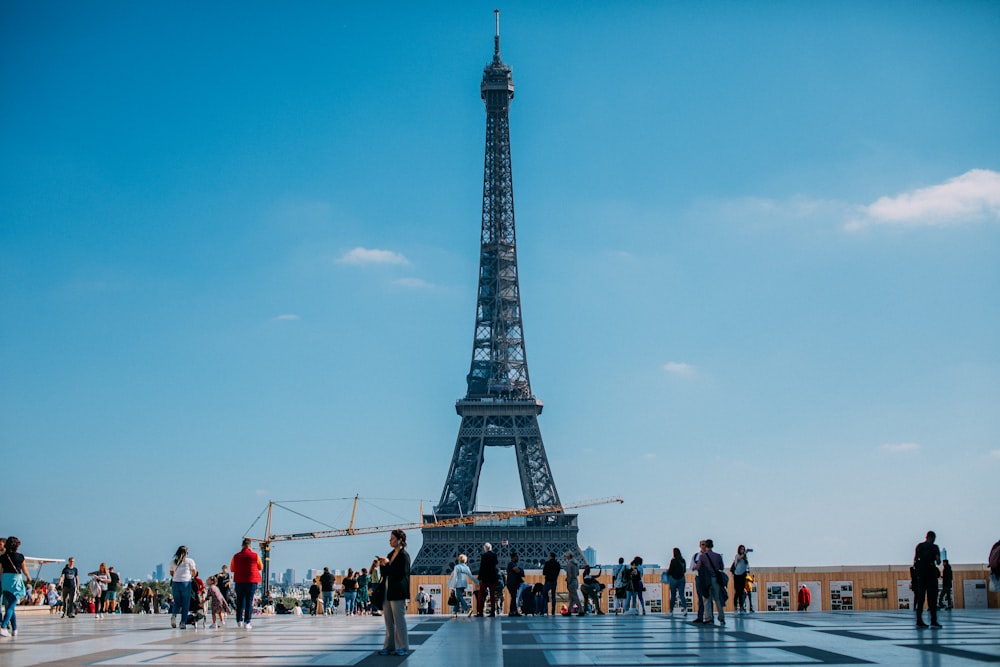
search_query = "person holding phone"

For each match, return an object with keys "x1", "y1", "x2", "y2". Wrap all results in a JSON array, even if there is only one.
[{"x1": 377, "y1": 529, "x2": 411, "y2": 657}]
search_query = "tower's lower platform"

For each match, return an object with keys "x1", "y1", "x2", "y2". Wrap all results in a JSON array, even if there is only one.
[{"x1": 411, "y1": 514, "x2": 584, "y2": 575}]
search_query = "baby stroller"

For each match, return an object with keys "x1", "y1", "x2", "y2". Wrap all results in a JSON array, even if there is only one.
[{"x1": 186, "y1": 577, "x2": 207, "y2": 629}]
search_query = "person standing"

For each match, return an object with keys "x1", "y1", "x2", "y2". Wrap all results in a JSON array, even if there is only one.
[
  {"x1": 506, "y1": 552, "x2": 525, "y2": 616},
  {"x1": 797, "y1": 584, "x2": 811, "y2": 611},
  {"x1": 356, "y1": 568, "x2": 371, "y2": 614},
  {"x1": 564, "y1": 552, "x2": 583, "y2": 616},
  {"x1": 448, "y1": 554, "x2": 474, "y2": 616},
  {"x1": 666, "y1": 548, "x2": 687, "y2": 615},
  {"x1": 416, "y1": 586, "x2": 429, "y2": 615},
  {"x1": 626, "y1": 556, "x2": 646, "y2": 615},
  {"x1": 59, "y1": 557, "x2": 80, "y2": 618},
  {"x1": 105, "y1": 566, "x2": 121, "y2": 615},
  {"x1": 377, "y1": 529, "x2": 410, "y2": 657},
  {"x1": 542, "y1": 552, "x2": 561, "y2": 616},
  {"x1": 691, "y1": 541, "x2": 709, "y2": 624},
  {"x1": 88, "y1": 563, "x2": 110, "y2": 619},
  {"x1": 476, "y1": 543, "x2": 499, "y2": 617},
  {"x1": 938, "y1": 560, "x2": 953, "y2": 611},
  {"x1": 309, "y1": 577, "x2": 321, "y2": 615},
  {"x1": 694, "y1": 539, "x2": 725, "y2": 625},
  {"x1": 169, "y1": 546, "x2": 197, "y2": 629},
  {"x1": 230, "y1": 538, "x2": 263, "y2": 629},
  {"x1": 0, "y1": 537, "x2": 31, "y2": 637},
  {"x1": 320, "y1": 567, "x2": 335, "y2": 615},
  {"x1": 341, "y1": 568, "x2": 358, "y2": 615},
  {"x1": 215, "y1": 564, "x2": 234, "y2": 610},
  {"x1": 731, "y1": 546, "x2": 750, "y2": 613},
  {"x1": 913, "y1": 530, "x2": 942, "y2": 628}
]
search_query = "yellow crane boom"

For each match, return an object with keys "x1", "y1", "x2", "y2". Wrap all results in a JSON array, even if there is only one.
[
  {"x1": 251, "y1": 495, "x2": 622, "y2": 587},
  {"x1": 258, "y1": 495, "x2": 623, "y2": 544}
]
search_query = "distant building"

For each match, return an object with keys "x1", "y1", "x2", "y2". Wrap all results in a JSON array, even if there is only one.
[
  {"x1": 283, "y1": 568, "x2": 295, "y2": 586},
  {"x1": 154, "y1": 564, "x2": 165, "y2": 581},
  {"x1": 584, "y1": 547, "x2": 597, "y2": 567}
]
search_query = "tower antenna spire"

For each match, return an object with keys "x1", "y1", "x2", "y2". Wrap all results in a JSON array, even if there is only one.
[{"x1": 494, "y1": 9, "x2": 501, "y2": 57}]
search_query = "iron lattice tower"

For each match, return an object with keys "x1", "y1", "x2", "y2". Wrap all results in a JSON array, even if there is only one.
[{"x1": 412, "y1": 12, "x2": 583, "y2": 575}]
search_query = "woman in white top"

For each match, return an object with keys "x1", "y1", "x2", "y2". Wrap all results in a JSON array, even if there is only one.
[
  {"x1": 169, "y1": 546, "x2": 197, "y2": 629},
  {"x1": 448, "y1": 554, "x2": 474, "y2": 616}
]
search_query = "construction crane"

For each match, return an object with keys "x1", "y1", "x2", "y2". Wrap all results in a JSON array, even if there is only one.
[{"x1": 250, "y1": 496, "x2": 623, "y2": 588}]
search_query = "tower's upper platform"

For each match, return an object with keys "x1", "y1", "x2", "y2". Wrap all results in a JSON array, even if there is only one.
[{"x1": 481, "y1": 10, "x2": 514, "y2": 111}]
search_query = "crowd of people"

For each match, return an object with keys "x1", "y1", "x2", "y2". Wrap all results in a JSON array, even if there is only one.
[{"x1": 3, "y1": 529, "x2": 994, "y2": 645}]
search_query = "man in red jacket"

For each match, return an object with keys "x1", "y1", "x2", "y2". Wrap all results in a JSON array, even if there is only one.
[
  {"x1": 797, "y1": 584, "x2": 812, "y2": 611},
  {"x1": 230, "y1": 538, "x2": 263, "y2": 629}
]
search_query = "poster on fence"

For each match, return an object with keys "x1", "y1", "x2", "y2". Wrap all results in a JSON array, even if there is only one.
[
  {"x1": 896, "y1": 580, "x2": 914, "y2": 610},
  {"x1": 766, "y1": 581, "x2": 790, "y2": 611},
  {"x1": 426, "y1": 584, "x2": 442, "y2": 615},
  {"x1": 644, "y1": 581, "x2": 662, "y2": 613},
  {"x1": 830, "y1": 580, "x2": 854, "y2": 610}
]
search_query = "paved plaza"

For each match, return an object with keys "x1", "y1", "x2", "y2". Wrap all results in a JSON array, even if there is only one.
[{"x1": 1, "y1": 609, "x2": 999, "y2": 666}]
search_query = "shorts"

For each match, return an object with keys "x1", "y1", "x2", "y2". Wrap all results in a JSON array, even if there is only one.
[{"x1": 105, "y1": 591, "x2": 119, "y2": 601}]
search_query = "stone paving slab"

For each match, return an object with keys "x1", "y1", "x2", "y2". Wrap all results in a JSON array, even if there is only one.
[{"x1": 0, "y1": 610, "x2": 997, "y2": 666}]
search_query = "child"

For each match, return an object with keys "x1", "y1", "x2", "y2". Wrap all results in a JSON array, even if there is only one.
[{"x1": 206, "y1": 576, "x2": 230, "y2": 628}]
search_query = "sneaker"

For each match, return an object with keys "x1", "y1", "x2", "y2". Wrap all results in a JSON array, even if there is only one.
[
  {"x1": 394, "y1": 650, "x2": 407, "y2": 656},
  {"x1": 237, "y1": 621, "x2": 243, "y2": 628},
  {"x1": 171, "y1": 616, "x2": 177, "y2": 628},
  {"x1": 378, "y1": 649, "x2": 390, "y2": 655},
  {"x1": 11, "y1": 630, "x2": 17, "y2": 637},
  {"x1": 244, "y1": 624, "x2": 252, "y2": 630},
  {"x1": 0, "y1": 628, "x2": 10, "y2": 637}
]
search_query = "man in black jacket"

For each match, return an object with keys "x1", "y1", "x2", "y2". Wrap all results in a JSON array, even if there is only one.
[
  {"x1": 506, "y1": 552, "x2": 525, "y2": 616},
  {"x1": 476, "y1": 543, "x2": 499, "y2": 617},
  {"x1": 542, "y1": 552, "x2": 561, "y2": 616},
  {"x1": 913, "y1": 530, "x2": 942, "y2": 628}
]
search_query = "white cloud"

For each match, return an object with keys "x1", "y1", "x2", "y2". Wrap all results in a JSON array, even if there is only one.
[
  {"x1": 989, "y1": 449, "x2": 1000, "y2": 460},
  {"x1": 663, "y1": 361, "x2": 696, "y2": 377},
  {"x1": 337, "y1": 247, "x2": 409, "y2": 266},
  {"x1": 880, "y1": 442, "x2": 921, "y2": 454},
  {"x1": 273, "y1": 314, "x2": 300, "y2": 321},
  {"x1": 848, "y1": 169, "x2": 1000, "y2": 230},
  {"x1": 392, "y1": 277, "x2": 431, "y2": 289}
]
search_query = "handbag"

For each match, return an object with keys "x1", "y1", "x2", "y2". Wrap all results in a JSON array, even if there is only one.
[{"x1": 371, "y1": 577, "x2": 386, "y2": 608}]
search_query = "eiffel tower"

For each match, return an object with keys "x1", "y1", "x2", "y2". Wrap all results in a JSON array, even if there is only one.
[{"x1": 411, "y1": 12, "x2": 584, "y2": 575}]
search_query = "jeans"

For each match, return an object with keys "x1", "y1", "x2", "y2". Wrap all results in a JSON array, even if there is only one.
[
  {"x1": 668, "y1": 576, "x2": 686, "y2": 611},
  {"x1": 695, "y1": 577, "x2": 708, "y2": 620},
  {"x1": 322, "y1": 591, "x2": 334, "y2": 613},
  {"x1": 171, "y1": 581, "x2": 192, "y2": 626},
  {"x1": 542, "y1": 581, "x2": 557, "y2": 615},
  {"x1": 2, "y1": 590, "x2": 17, "y2": 631},
  {"x1": 938, "y1": 586, "x2": 953, "y2": 609},
  {"x1": 234, "y1": 582, "x2": 256, "y2": 624},
  {"x1": 453, "y1": 587, "x2": 470, "y2": 612},
  {"x1": 706, "y1": 579, "x2": 725, "y2": 621},
  {"x1": 343, "y1": 591, "x2": 356, "y2": 614}
]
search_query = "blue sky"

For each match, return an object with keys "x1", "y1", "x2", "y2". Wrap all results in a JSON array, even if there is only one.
[{"x1": 2, "y1": 1, "x2": 998, "y2": 581}]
